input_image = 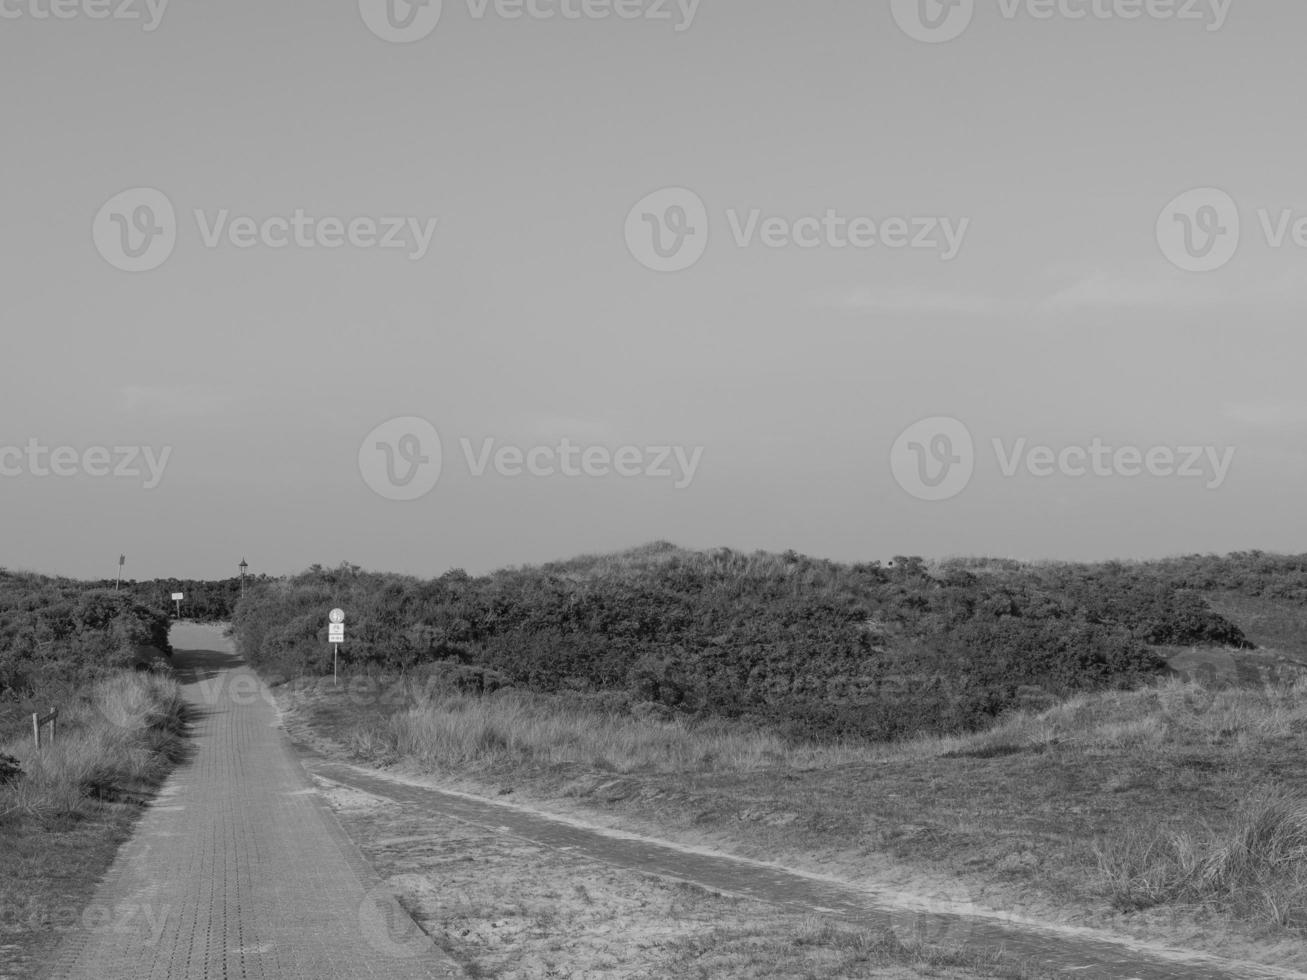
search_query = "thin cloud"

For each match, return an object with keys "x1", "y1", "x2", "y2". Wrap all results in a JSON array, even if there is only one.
[
  {"x1": 814, "y1": 284, "x2": 999, "y2": 316},
  {"x1": 1040, "y1": 267, "x2": 1307, "y2": 314},
  {"x1": 1038, "y1": 272, "x2": 1221, "y2": 313}
]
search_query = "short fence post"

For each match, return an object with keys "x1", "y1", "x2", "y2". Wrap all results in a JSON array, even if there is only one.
[{"x1": 32, "y1": 708, "x2": 58, "y2": 749}]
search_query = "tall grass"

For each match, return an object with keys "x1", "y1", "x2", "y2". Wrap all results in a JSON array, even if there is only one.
[
  {"x1": 887, "y1": 673, "x2": 1307, "y2": 762},
  {"x1": 351, "y1": 688, "x2": 868, "y2": 775},
  {"x1": 888, "y1": 673, "x2": 1307, "y2": 930},
  {"x1": 1094, "y1": 787, "x2": 1307, "y2": 926},
  {"x1": 0, "y1": 673, "x2": 186, "y2": 823}
]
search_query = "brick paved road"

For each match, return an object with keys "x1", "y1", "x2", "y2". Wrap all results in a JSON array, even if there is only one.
[{"x1": 41, "y1": 625, "x2": 460, "y2": 980}]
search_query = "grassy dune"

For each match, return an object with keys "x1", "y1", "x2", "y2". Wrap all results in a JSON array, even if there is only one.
[
  {"x1": 1, "y1": 672, "x2": 186, "y2": 821},
  {"x1": 0, "y1": 672, "x2": 187, "y2": 976},
  {"x1": 283, "y1": 667, "x2": 1307, "y2": 969}
]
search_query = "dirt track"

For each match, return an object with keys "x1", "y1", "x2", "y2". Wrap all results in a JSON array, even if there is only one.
[{"x1": 304, "y1": 756, "x2": 1307, "y2": 980}]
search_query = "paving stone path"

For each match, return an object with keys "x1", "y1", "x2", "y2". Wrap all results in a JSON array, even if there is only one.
[{"x1": 41, "y1": 625, "x2": 460, "y2": 980}]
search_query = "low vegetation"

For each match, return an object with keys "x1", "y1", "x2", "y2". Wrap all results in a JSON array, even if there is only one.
[
  {"x1": 0, "y1": 569, "x2": 187, "y2": 977},
  {"x1": 237, "y1": 545, "x2": 1259, "y2": 744},
  {"x1": 0, "y1": 569, "x2": 173, "y2": 740},
  {"x1": 661, "y1": 920, "x2": 1065, "y2": 979},
  {"x1": 283, "y1": 665, "x2": 1307, "y2": 969},
  {"x1": 344, "y1": 685, "x2": 866, "y2": 774},
  {"x1": 0, "y1": 671, "x2": 187, "y2": 823}
]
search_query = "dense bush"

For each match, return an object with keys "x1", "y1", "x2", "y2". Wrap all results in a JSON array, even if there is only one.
[
  {"x1": 0, "y1": 572, "x2": 173, "y2": 706},
  {"x1": 89, "y1": 576, "x2": 263, "y2": 623},
  {"x1": 1145, "y1": 551, "x2": 1307, "y2": 605},
  {"x1": 230, "y1": 545, "x2": 1256, "y2": 743}
]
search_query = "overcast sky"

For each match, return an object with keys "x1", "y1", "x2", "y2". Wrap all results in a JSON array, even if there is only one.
[{"x1": 2, "y1": 0, "x2": 1306, "y2": 580}]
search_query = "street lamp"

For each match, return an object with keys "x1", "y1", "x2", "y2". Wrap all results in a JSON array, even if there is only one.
[{"x1": 239, "y1": 558, "x2": 248, "y2": 596}]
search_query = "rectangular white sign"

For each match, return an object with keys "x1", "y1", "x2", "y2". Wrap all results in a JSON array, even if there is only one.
[
  {"x1": 328, "y1": 623, "x2": 345, "y2": 642},
  {"x1": 171, "y1": 593, "x2": 184, "y2": 601}
]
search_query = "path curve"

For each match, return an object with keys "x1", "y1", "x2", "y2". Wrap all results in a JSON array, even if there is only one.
[
  {"x1": 303, "y1": 759, "x2": 1306, "y2": 980},
  {"x1": 42, "y1": 625, "x2": 460, "y2": 980}
]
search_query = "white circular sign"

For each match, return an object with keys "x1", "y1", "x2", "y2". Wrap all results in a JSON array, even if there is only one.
[{"x1": 329, "y1": 608, "x2": 346, "y2": 624}]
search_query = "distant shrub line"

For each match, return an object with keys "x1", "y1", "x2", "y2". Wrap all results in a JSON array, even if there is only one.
[{"x1": 231, "y1": 545, "x2": 1258, "y2": 743}]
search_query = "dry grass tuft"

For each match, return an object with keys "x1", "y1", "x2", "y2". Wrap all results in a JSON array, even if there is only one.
[
  {"x1": 0, "y1": 673, "x2": 186, "y2": 823},
  {"x1": 359, "y1": 689, "x2": 868, "y2": 774}
]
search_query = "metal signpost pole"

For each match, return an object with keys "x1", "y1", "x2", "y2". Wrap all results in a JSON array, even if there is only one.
[{"x1": 328, "y1": 608, "x2": 346, "y2": 688}]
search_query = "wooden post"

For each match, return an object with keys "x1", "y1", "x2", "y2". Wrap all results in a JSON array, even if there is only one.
[{"x1": 32, "y1": 708, "x2": 58, "y2": 749}]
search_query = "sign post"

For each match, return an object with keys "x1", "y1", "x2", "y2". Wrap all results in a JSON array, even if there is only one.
[
  {"x1": 171, "y1": 592, "x2": 184, "y2": 618},
  {"x1": 328, "y1": 608, "x2": 345, "y2": 687}
]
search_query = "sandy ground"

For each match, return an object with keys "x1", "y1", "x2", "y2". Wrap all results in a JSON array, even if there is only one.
[{"x1": 312, "y1": 780, "x2": 1016, "y2": 979}]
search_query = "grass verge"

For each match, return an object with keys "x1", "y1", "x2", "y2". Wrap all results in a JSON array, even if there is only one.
[
  {"x1": 0, "y1": 672, "x2": 187, "y2": 977},
  {"x1": 276, "y1": 665, "x2": 1307, "y2": 973}
]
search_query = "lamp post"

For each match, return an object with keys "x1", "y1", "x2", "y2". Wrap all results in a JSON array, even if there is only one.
[{"x1": 239, "y1": 558, "x2": 248, "y2": 596}]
